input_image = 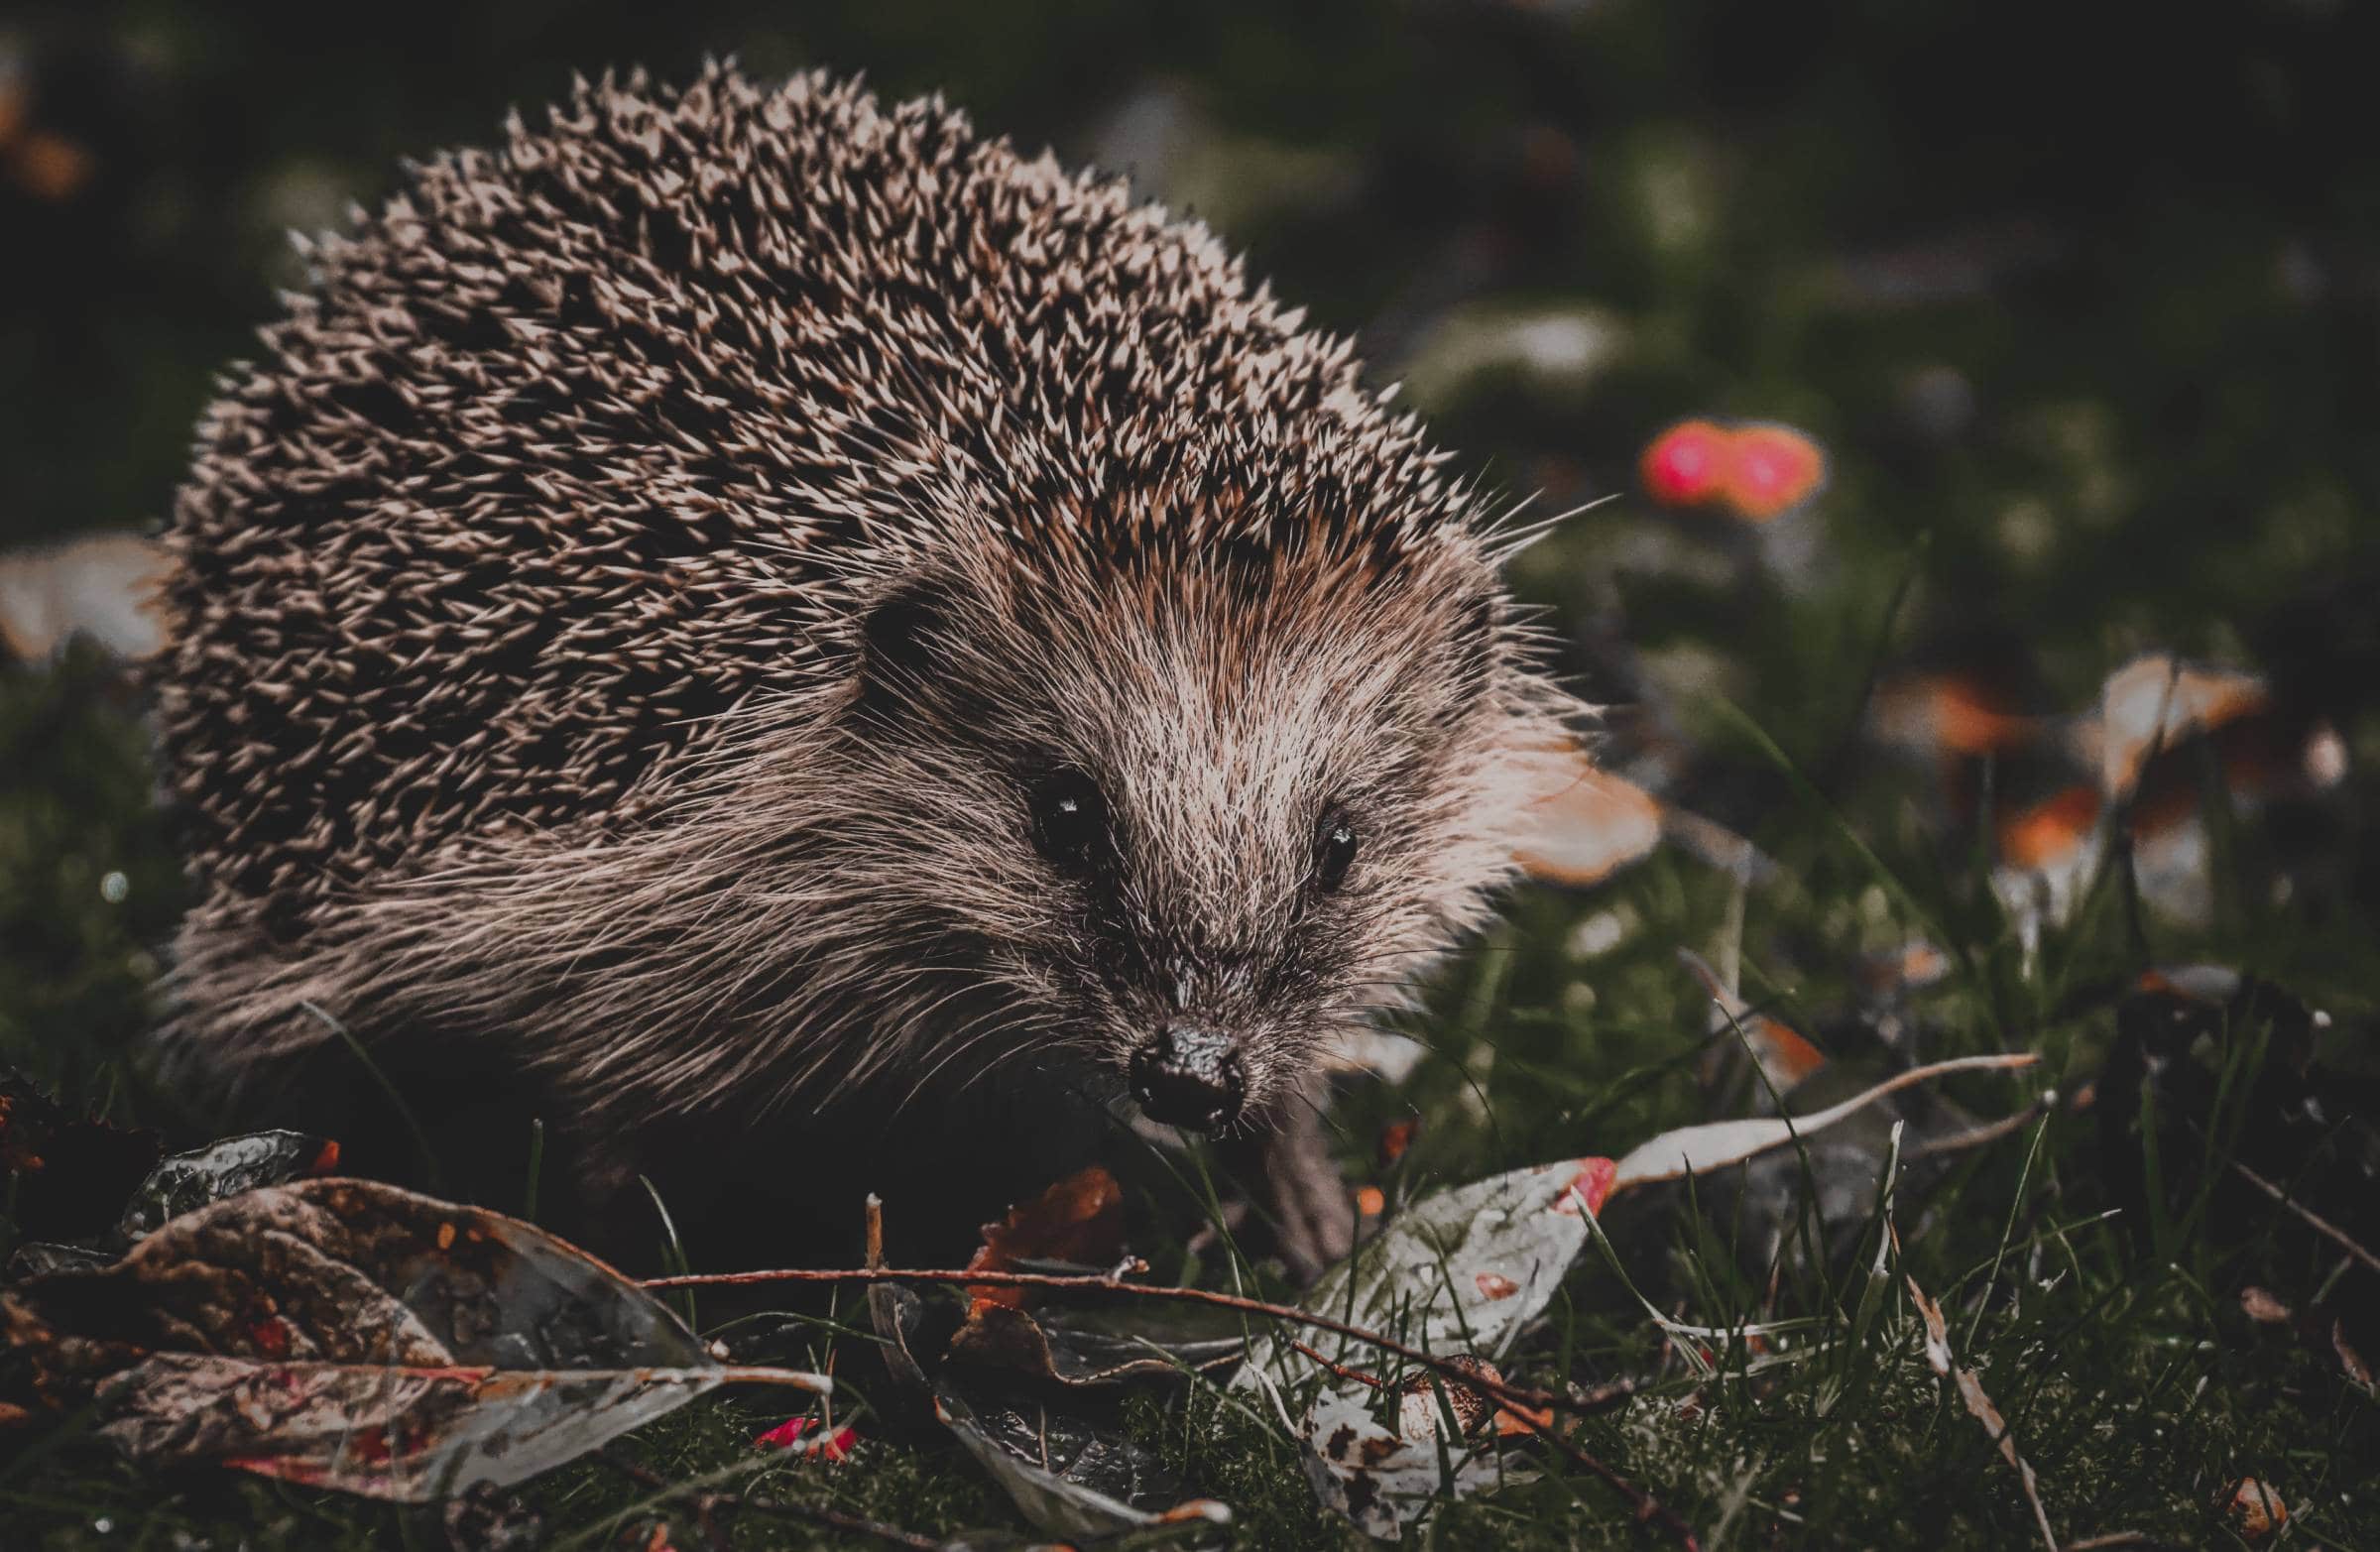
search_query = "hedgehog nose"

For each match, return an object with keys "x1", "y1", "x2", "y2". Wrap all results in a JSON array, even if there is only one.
[{"x1": 1129, "y1": 1023, "x2": 1246, "y2": 1133}]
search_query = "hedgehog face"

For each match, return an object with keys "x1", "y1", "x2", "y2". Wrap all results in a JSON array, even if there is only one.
[{"x1": 841, "y1": 540, "x2": 1527, "y2": 1134}]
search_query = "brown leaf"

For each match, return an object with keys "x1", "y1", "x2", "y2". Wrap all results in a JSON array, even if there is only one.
[
  {"x1": 2239, "y1": 1286, "x2": 2292, "y2": 1324},
  {"x1": 1906, "y1": 1267, "x2": 2056, "y2": 1551},
  {"x1": 2219, "y1": 1478, "x2": 2288, "y2": 1541},
  {"x1": 2079, "y1": 654, "x2": 2268, "y2": 798},
  {"x1": 1395, "y1": 1353, "x2": 1501, "y2": 1441},
  {"x1": 0, "y1": 534, "x2": 171, "y2": 661},
  {"x1": 97, "y1": 1353, "x2": 814, "y2": 1500},
  {"x1": 2, "y1": 1178, "x2": 827, "y2": 1499},
  {"x1": 964, "y1": 1165, "x2": 1124, "y2": 1309},
  {"x1": 1512, "y1": 751, "x2": 1664, "y2": 889}
]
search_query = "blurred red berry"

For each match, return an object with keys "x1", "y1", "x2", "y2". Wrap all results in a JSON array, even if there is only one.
[
  {"x1": 1722, "y1": 422, "x2": 1827, "y2": 521},
  {"x1": 754, "y1": 1415, "x2": 858, "y2": 1460},
  {"x1": 754, "y1": 1415, "x2": 811, "y2": 1449},
  {"x1": 1639, "y1": 419, "x2": 1731, "y2": 507}
]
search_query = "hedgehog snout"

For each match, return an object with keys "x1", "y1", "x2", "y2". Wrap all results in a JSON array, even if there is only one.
[{"x1": 1127, "y1": 1021, "x2": 1247, "y2": 1133}]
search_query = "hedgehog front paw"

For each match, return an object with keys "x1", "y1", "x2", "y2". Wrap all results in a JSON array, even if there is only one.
[{"x1": 1241, "y1": 1100, "x2": 1356, "y2": 1283}]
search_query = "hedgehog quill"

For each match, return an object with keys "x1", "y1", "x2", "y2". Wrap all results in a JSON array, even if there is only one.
[{"x1": 154, "y1": 64, "x2": 1583, "y2": 1272}]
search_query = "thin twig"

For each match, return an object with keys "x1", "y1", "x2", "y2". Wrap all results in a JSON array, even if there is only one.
[
  {"x1": 649, "y1": 1262, "x2": 1587, "y2": 1420},
  {"x1": 2230, "y1": 1158, "x2": 2380, "y2": 1276},
  {"x1": 1288, "y1": 1337, "x2": 1384, "y2": 1389},
  {"x1": 644, "y1": 1262, "x2": 1697, "y2": 1549},
  {"x1": 1508, "y1": 1407, "x2": 1702, "y2": 1549},
  {"x1": 1904, "y1": 1091, "x2": 2060, "y2": 1161}
]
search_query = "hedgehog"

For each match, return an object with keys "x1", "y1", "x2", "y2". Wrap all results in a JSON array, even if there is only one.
[{"x1": 153, "y1": 62, "x2": 1581, "y2": 1271}]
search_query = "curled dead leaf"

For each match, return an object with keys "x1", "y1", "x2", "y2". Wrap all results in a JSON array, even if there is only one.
[
  {"x1": 2219, "y1": 1478, "x2": 2288, "y2": 1540},
  {"x1": 0, "y1": 534, "x2": 172, "y2": 661},
  {"x1": 1, "y1": 1178, "x2": 828, "y2": 1499},
  {"x1": 965, "y1": 1165, "x2": 1125, "y2": 1309},
  {"x1": 1395, "y1": 1353, "x2": 1501, "y2": 1441},
  {"x1": 2239, "y1": 1287, "x2": 2292, "y2": 1324}
]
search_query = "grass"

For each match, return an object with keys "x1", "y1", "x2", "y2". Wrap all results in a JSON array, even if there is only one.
[{"x1": 4, "y1": 5, "x2": 2378, "y2": 1542}]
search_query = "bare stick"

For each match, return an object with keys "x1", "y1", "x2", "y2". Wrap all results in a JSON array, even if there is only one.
[
  {"x1": 1288, "y1": 1337, "x2": 1384, "y2": 1390},
  {"x1": 1507, "y1": 1407, "x2": 1701, "y2": 1549},
  {"x1": 2230, "y1": 1158, "x2": 2380, "y2": 1276}
]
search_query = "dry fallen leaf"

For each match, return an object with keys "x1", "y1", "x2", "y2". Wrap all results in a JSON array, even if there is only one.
[
  {"x1": 965, "y1": 1164, "x2": 1125, "y2": 1309},
  {"x1": 1395, "y1": 1353, "x2": 1502, "y2": 1441},
  {"x1": 125, "y1": 1352, "x2": 813, "y2": 1499},
  {"x1": 2080, "y1": 653, "x2": 2268, "y2": 798},
  {"x1": 1514, "y1": 753, "x2": 1665, "y2": 889},
  {"x1": 2239, "y1": 1287, "x2": 2292, "y2": 1324},
  {"x1": 1609, "y1": 1054, "x2": 2038, "y2": 1193},
  {"x1": 1, "y1": 1178, "x2": 828, "y2": 1499},
  {"x1": 1905, "y1": 1253, "x2": 2056, "y2": 1552},
  {"x1": 2220, "y1": 1477, "x2": 2288, "y2": 1540},
  {"x1": 933, "y1": 1384, "x2": 1231, "y2": 1544},
  {"x1": 1241, "y1": 1046, "x2": 2034, "y2": 1537},
  {"x1": 1512, "y1": 742, "x2": 1769, "y2": 889},
  {"x1": 0, "y1": 533, "x2": 172, "y2": 661}
]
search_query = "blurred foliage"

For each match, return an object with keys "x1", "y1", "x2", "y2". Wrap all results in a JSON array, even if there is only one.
[{"x1": 3, "y1": 0, "x2": 2379, "y2": 1545}]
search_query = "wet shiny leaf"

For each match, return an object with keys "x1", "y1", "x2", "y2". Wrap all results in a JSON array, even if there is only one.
[
  {"x1": 114, "y1": 1129, "x2": 340, "y2": 1243},
  {"x1": 934, "y1": 1382, "x2": 1229, "y2": 1544},
  {"x1": 0, "y1": 1178, "x2": 829, "y2": 1498}
]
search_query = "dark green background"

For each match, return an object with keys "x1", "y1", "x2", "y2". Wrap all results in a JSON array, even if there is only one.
[{"x1": 9, "y1": 0, "x2": 2378, "y2": 593}]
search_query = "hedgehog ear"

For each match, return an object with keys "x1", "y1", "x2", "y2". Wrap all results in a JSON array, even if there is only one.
[{"x1": 852, "y1": 578, "x2": 951, "y2": 709}]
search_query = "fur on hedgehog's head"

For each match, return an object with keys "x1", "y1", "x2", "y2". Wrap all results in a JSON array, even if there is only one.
[{"x1": 814, "y1": 513, "x2": 1552, "y2": 1134}]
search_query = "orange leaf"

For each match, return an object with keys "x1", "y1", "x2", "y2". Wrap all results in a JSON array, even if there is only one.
[
  {"x1": 963, "y1": 1165, "x2": 1124, "y2": 1308},
  {"x1": 1998, "y1": 785, "x2": 2100, "y2": 872}
]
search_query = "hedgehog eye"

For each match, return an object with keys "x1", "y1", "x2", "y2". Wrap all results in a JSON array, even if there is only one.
[
  {"x1": 1029, "y1": 771, "x2": 1111, "y2": 873},
  {"x1": 1314, "y1": 812, "x2": 1359, "y2": 893}
]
